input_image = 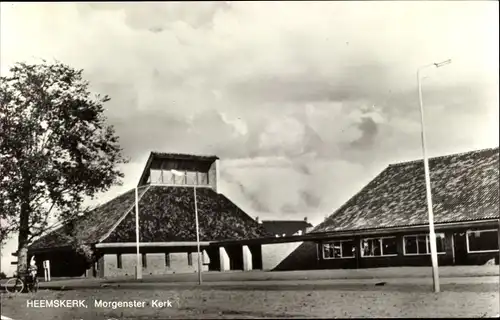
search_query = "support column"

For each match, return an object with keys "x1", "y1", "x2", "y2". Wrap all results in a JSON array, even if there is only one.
[
  {"x1": 97, "y1": 254, "x2": 105, "y2": 278},
  {"x1": 219, "y1": 247, "x2": 230, "y2": 272},
  {"x1": 242, "y1": 245, "x2": 253, "y2": 271}
]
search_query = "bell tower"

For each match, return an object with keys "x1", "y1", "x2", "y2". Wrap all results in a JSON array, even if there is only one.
[{"x1": 137, "y1": 152, "x2": 220, "y2": 193}]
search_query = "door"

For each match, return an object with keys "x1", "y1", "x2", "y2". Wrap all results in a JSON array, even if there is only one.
[{"x1": 453, "y1": 232, "x2": 467, "y2": 265}]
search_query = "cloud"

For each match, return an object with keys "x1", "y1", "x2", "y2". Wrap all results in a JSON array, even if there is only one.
[{"x1": 1, "y1": 1, "x2": 498, "y2": 274}]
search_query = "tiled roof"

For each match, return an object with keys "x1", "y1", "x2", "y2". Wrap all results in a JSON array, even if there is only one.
[
  {"x1": 313, "y1": 147, "x2": 499, "y2": 233},
  {"x1": 261, "y1": 220, "x2": 313, "y2": 236},
  {"x1": 29, "y1": 185, "x2": 270, "y2": 251},
  {"x1": 29, "y1": 188, "x2": 148, "y2": 251},
  {"x1": 103, "y1": 186, "x2": 270, "y2": 242}
]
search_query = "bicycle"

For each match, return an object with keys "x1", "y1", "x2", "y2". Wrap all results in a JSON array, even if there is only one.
[{"x1": 4, "y1": 272, "x2": 39, "y2": 294}]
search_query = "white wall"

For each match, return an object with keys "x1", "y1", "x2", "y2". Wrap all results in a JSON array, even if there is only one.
[{"x1": 262, "y1": 242, "x2": 303, "y2": 270}]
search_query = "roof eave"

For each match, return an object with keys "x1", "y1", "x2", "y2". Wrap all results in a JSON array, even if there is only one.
[{"x1": 137, "y1": 152, "x2": 155, "y2": 187}]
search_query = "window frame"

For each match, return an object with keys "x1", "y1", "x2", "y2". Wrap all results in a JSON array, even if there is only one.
[
  {"x1": 402, "y1": 233, "x2": 446, "y2": 256},
  {"x1": 466, "y1": 229, "x2": 499, "y2": 253},
  {"x1": 360, "y1": 236, "x2": 398, "y2": 258},
  {"x1": 322, "y1": 239, "x2": 356, "y2": 260}
]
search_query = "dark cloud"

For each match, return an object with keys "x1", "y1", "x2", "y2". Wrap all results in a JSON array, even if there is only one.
[
  {"x1": 350, "y1": 117, "x2": 379, "y2": 148},
  {"x1": 300, "y1": 190, "x2": 322, "y2": 208}
]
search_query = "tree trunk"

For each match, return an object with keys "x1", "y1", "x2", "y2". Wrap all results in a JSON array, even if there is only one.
[{"x1": 17, "y1": 200, "x2": 30, "y2": 291}]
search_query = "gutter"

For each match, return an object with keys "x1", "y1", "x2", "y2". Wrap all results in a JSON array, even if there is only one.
[
  {"x1": 96, "y1": 242, "x2": 212, "y2": 248},
  {"x1": 212, "y1": 219, "x2": 499, "y2": 246}
]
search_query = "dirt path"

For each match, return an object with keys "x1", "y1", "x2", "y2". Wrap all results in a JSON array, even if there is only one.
[{"x1": 1, "y1": 283, "x2": 498, "y2": 319}]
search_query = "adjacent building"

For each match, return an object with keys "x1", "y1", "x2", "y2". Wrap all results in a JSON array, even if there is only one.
[
  {"x1": 260, "y1": 218, "x2": 314, "y2": 237},
  {"x1": 277, "y1": 147, "x2": 499, "y2": 271}
]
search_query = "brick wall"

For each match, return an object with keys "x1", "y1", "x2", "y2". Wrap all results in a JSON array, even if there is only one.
[
  {"x1": 102, "y1": 252, "x2": 209, "y2": 278},
  {"x1": 262, "y1": 242, "x2": 303, "y2": 270}
]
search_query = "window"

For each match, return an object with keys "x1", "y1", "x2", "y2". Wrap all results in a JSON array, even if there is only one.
[
  {"x1": 174, "y1": 172, "x2": 185, "y2": 185},
  {"x1": 186, "y1": 171, "x2": 197, "y2": 185},
  {"x1": 197, "y1": 172, "x2": 208, "y2": 185},
  {"x1": 142, "y1": 253, "x2": 147, "y2": 268},
  {"x1": 150, "y1": 170, "x2": 162, "y2": 184},
  {"x1": 187, "y1": 252, "x2": 193, "y2": 266},
  {"x1": 403, "y1": 234, "x2": 445, "y2": 255},
  {"x1": 467, "y1": 229, "x2": 499, "y2": 253},
  {"x1": 117, "y1": 253, "x2": 122, "y2": 269},
  {"x1": 163, "y1": 171, "x2": 174, "y2": 184},
  {"x1": 361, "y1": 237, "x2": 398, "y2": 257},
  {"x1": 165, "y1": 253, "x2": 170, "y2": 268},
  {"x1": 323, "y1": 240, "x2": 355, "y2": 259}
]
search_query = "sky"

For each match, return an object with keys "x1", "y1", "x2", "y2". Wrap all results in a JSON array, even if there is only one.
[{"x1": 0, "y1": 1, "x2": 498, "y2": 275}]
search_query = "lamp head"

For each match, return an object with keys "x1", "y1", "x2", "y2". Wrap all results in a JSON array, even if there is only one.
[{"x1": 434, "y1": 59, "x2": 452, "y2": 68}]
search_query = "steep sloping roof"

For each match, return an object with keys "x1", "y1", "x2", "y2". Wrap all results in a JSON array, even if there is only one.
[
  {"x1": 261, "y1": 220, "x2": 313, "y2": 236},
  {"x1": 103, "y1": 186, "x2": 270, "y2": 242},
  {"x1": 29, "y1": 185, "x2": 270, "y2": 251},
  {"x1": 29, "y1": 188, "x2": 148, "y2": 250},
  {"x1": 313, "y1": 147, "x2": 499, "y2": 233}
]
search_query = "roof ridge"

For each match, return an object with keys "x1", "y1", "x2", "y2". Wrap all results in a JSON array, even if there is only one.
[
  {"x1": 30, "y1": 187, "x2": 141, "y2": 245},
  {"x1": 388, "y1": 147, "x2": 499, "y2": 168},
  {"x1": 98, "y1": 185, "x2": 153, "y2": 243}
]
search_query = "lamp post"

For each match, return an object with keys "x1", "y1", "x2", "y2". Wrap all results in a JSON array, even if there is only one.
[
  {"x1": 170, "y1": 169, "x2": 203, "y2": 285},
  {"x1": 417, "y1": 59, "x2": 451, "y2": 293},
  {"x1": 134, "y1": 187, "x2": 142, "y2": 280},
  {"x1": 134, "y1": 184, "x2": 153, "y2": 280}
]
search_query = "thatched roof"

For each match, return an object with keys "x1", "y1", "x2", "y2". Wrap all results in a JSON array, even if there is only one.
[{"x1": 29, "y1": 185, "x2": 270, "y2": 251}]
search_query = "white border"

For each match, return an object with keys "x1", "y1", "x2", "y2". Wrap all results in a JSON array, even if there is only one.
[
  {"x1": 466, "y1": 229, "x2": 500, "y2": 253},
  {"x1": 402, "y1": 233, "x2": 446, "y2": 256},
  {"x1": 322, "y1": 239, "x2": 355, "y2": 259},
  {"x1": 360, "y1": 236, "x2": 398, "y2": 258}
]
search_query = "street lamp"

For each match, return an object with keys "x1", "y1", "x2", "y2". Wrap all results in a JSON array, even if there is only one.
[
  {"x1": 170, "y1": 169, "x2": 203, "y2": 285},
  {"x1": 135, "y1": 184, "x2": 152, "y2": 280},
  {"x1": 417, "y1": 58, "x2": 452, "y2": 293}
]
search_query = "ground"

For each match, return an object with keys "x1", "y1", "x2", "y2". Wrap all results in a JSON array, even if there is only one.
[
  {"x1": 1, "y1": 281, "x2": 499, "y2": 319},
  {"x1": 1, "y1": 267, "x2": 499, "y2": 319}
]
